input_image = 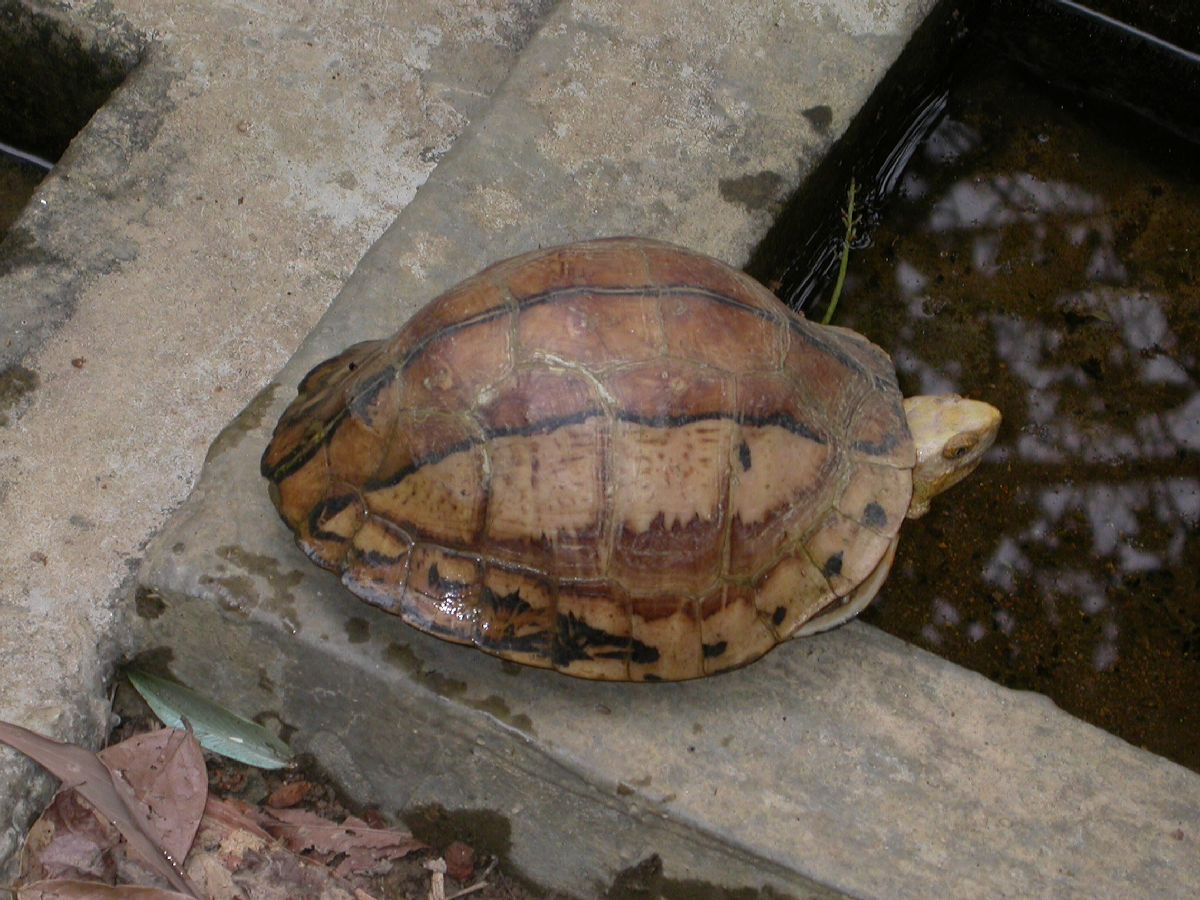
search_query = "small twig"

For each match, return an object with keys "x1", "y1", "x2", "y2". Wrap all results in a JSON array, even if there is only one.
[
  {"x1": 445, "y1": 882, "x2": 491, "y2": 899},
  {"x1": 822, "y1": 177, "x2": 860, "y2": 326}
]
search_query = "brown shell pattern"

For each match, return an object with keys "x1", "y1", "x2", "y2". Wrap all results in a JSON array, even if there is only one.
[{"x1": 262, "y1": 238, "x2": 914, "y2": 681}]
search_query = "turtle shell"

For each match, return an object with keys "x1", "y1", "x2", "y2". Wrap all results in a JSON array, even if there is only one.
[{"x1": 261, "y1": 238, "x2": 915, "y2": 681}]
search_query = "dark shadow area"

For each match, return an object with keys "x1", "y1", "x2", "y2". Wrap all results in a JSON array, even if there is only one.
[{"x1": 0, "y1": 0, "x2": 139, "y2": 237}]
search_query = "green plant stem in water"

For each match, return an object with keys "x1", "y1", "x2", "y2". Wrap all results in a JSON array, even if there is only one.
[{"x1": 822, "y1": 178, "x2": 859, "y2": 325}]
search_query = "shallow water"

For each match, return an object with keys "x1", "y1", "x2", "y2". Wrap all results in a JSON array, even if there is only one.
[{"x1": 832, "y1": 53, "x2": 1200, "y2": 770}]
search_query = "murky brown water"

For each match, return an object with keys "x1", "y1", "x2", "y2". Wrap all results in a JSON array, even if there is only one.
[{"x1": 831, "y1": 54, "x2": 1200, "y2": 771}]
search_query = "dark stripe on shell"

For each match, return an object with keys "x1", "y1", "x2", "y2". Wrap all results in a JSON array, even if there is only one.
[
  {"x1": 264, "y1": 281, "x2": 870, "y2": 484},
  {"x1": 552, "y1": 611, "x2": 660, "y2": 667}
]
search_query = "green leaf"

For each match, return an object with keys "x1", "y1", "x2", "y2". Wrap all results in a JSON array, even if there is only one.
[{"x1": 127, "y1": 670, "x2": 293, "y2": 770}]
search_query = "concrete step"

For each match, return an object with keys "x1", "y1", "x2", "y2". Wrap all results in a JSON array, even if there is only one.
[{"x1": 134, "y1": 0, "x2": 1200, "y2": 897}]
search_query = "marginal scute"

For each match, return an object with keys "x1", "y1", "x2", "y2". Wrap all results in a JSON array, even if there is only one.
[
  {"x1": 630, "y1": 595, "x2": 703, "y2": 681},
  {"x1": 753, "y1": 554, "x2": 836, "y2": 640},
  {"x1": 342, "y1": 515, "x2": 414, "y2": 614},
  {"x1": 797, "y1": 537, "x2": 899, "y2": 637},
  {"x1": 803, "y1": 509, "x2": 894, "y2": 597},
  {"x1": 553, "y1": 582, "x2": 635, "y2": 680},
  {"x1": 700, "y1": 585, "x2": 779, "y2": 675},
  {"x1": 262, "y1": 238, "x2": 921, "y2": 681},
  {"x1": 298, "y1": 489, "x2": 366, "y2": 569},
  {"x1": 838, "y1": 461, "x2": 912, "y2": 535},
  {"x1": 475, "y1": 564, "x2": 556, "y2": 668},
  {"x1": 403, "y1": 544, "x2": 482, "y2": 645}
]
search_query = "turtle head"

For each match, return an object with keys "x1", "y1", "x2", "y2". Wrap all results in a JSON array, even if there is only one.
[{"x1": 903, "y1": 394, "x2": 1001, "y2": 519}]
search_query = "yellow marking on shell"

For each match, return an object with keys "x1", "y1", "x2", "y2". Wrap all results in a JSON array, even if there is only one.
[
  {"x1": 365, "y1": 447, "x2": 485, "y2": 545},
  {"x1": 485, "y1": 420, "x2": 607, "y2": 545},
  {"x1": 531, "y1": 353, "x2": 619, "y2": 408},
  {"x1": 612, "y1": 419, "x2": 729, "y2": 533},
  {"x1": 731, "y1": 425, "x2": 832, "y2": 527}
]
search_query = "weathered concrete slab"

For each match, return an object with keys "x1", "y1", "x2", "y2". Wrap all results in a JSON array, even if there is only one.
[
  {"x1": 133, "y1": 0, "x2": 1200, "y2": 896},
  {"x1": 0, "y1": 0, "x2": 555, "y2": 877}
]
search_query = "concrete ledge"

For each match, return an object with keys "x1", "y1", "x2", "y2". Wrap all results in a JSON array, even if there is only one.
[{"x1": 135, "y1": 0, "x2": 1200, "y2": 896}]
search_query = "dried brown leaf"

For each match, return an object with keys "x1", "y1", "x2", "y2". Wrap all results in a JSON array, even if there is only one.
[
  {"x1": 20, "y1": 790, "x2": 120, "y2": 884},
  {"x1": 257, "y1": 806, "x2": 426, "y2": 878},
  {"x1": 0, "y1": 720, "x2": 199, "y2": 897},
  {"x1": 183, "y1": 808, "x2": 363, "y2": 900},
  {"x1": 98, "y1": 728, "x2": 207, "y2": 865},
  {"x1": 201, "y1": 796, "x2": 274, "y2": 843}
]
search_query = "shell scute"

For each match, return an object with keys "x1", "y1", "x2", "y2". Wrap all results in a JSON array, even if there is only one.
[
  {"x1": 629, "y1": 595, "x2": 703, "y2": 682},
  {"x1": 483, "y1": 417, "x2": 609, "y2": 579},
  {"x1": 400, "y1": 309, "x2": 514, "y2": 410},
  {"x1": 342, "y1": 516, "x2": 414, "y2": 614},
  {"x1": 402, "y1": 544, "x2": 483, "y2": 645},
  {"x1": 475, "y1": 564, "x2": 556, "y2": 668},
  {"x1": 553, "y1": 582, "x2": 637, "y2": 680},
  {"x1": 517, "y1": 289, "x2": 664, "y2": 369},
  {"x1": 700, "y1": 585, "x2": 779, "y2": 675},
  {"x1": 611, "y1": 416, "x2": 732, "y2": 595},
  {"x1": 803, "y1": 509, "x2": 895, "y2": 597},
  {"x1": 499, "y1": 239, "x2": 655, "y2": 300},
  {"x1": 662, "y1": 291, "x2": 786, "y2": 374},
  {"x1": 365, "y1": 412, "x2": 486, "y2": 547}
]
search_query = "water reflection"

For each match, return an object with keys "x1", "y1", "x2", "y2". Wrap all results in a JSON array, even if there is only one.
[{"x1": 839, "y1": 58, "x2": 1200, "y2": 770}]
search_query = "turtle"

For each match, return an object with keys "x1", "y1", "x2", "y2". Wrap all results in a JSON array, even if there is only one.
[{"x1": 261, "y1": 237, "x2": 1000, "y2": 681}]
